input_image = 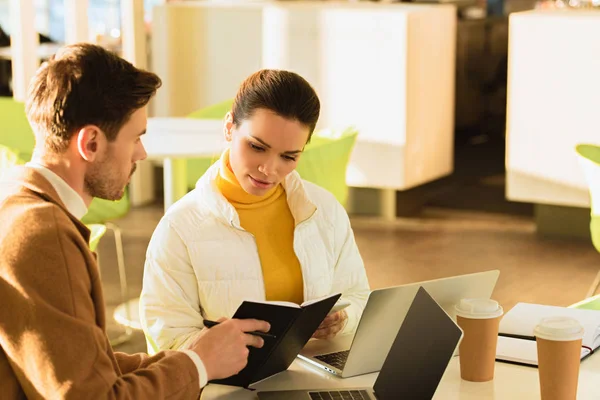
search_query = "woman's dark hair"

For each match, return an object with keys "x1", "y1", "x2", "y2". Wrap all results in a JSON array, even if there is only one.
[{"x1": 232, "y1": 69, "x2": 320, "y2": 141}]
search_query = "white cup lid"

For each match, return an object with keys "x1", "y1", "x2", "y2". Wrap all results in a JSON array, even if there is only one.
[
  {"x1": 455, "y1": 298, "x2": 503, "y2": 319},
  {"x1": 534, "y1": 317, "x2": 585, "y2": 341}
]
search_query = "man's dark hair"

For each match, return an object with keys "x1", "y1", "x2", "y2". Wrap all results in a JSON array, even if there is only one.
[{"x1": 25, "y1": 43, "x2": 161, "y2": 153}]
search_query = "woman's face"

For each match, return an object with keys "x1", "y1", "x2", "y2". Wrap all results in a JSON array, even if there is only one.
[{"x1": 225, "y1": 108, "x2": 310, "y2": 196}]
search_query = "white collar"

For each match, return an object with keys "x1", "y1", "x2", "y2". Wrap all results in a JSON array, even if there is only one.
[{"x1": 26, "y1": 162, "x2": 88, "y2": 220}]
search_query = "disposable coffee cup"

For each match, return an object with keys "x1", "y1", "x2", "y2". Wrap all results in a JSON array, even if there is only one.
[
  {"x1": 455, "y1": 298, "x2": 504, "y2": 382},
  {"x1": 535, "y1": 317, "x2": 584, "y2": 400}
]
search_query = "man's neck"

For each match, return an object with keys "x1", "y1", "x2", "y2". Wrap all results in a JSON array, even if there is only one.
[{"x1": 30, "y1": 152, "x2": 93, "y2": 207}]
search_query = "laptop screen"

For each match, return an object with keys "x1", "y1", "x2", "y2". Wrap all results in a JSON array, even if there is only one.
[{"x1": 373, "y1": 286, "x2": 463, "y2": 400}]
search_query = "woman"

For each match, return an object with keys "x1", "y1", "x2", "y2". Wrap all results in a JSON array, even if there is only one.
[{"x1": 140, "y1": 69, "x2": 370, "y2": 354}]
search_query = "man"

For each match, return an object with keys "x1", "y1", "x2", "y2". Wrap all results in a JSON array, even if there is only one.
[{"x1": 0, "y1": 43, "x2": 270, "y2": 399}]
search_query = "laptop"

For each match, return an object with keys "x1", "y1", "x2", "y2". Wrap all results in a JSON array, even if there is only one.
[
  {"x1": 257, "y1": 287, "x2": 463, "y2": 400},
  {"x1": 299, "y1": 270, "x2": 498, "y2": 378}
]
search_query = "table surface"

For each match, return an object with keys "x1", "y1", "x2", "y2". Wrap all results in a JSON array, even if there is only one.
[
  {"x1": 201, "y1": 351, "x2": 600, "y2": 400},
  {"x1": 143, "y1": 117, "x2": 225, "y2": 159}
]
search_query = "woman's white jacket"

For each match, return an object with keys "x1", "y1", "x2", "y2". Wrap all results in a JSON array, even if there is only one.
[{"x1": 140, "y1": 161, "x2": 371, "y2": 352}]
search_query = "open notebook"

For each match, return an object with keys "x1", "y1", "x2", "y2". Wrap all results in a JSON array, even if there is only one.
[
  {"x1": 496, "y1": 303, "x2": 600, "y2": 367},
  {"x1": 254, "y1": 297, "x2": 350, "y2": 315},
  {"x1": 209, "y1": 293, "x2": 341, "y2": 387}
]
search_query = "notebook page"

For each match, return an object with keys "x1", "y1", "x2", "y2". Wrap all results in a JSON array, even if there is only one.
[
  {"x1": 242, "y1": 300, "x2": 300, "y2": 308},
  {"x1": 496, "y1": 336, "x2": 591, "y2": 365},
  {"x1": 301, "y1": 293, "x2": 341, "y2": 308},
  {"x1": 499, "y1": 303, "x2": 600, "y2": 349}
]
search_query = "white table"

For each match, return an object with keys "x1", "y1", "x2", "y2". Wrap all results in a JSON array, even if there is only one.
[
  {"x1": 142, "y1": 117, "x2": 225, "y2": 211},
  {"x1": 202, "y1": 353, "x2": 600, "y2": 399}
]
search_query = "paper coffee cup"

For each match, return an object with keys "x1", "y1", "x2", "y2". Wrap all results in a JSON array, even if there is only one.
[
  {"x1": 455, "y1": 298, "x2": 504, "y2": 320},
  {"x1": 455, "y1": 298, "x2": 503, "y2": 382},
  {"x1": 535, "y1": 317, "x2": 584, "y2": 400}
]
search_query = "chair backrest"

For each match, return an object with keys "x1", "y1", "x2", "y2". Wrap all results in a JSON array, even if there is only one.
[
  {"x1": 0, "y1": 144, "x2": 24, "y2": 178},
  {"x1": 296, "y1": 128, "x2": 359, "y2": 206},
  {"x1": 81, "y1": 194, "x2": 131, "y2": 225},
  {"x1": 88, "y1": 224, "x2": 108, "y2": 252},
  {"x1": 185, "y1": 99, "x2": 233, "y2": 189},
  {"x1": 570, "y1": 293, "x2": 600, "y2": 311},
  {"x1": 0, "y1": 98, "x2": 36, "y2": 161},
  {"x1": 576, "y1": 144, "x2": 600, "y2": 215},
  {"x1": 576, "y1": 144, "x2": 600, "y2": 252},
  {"x1": 187, "y1": 99, "x2": 233, "y2": 120}
]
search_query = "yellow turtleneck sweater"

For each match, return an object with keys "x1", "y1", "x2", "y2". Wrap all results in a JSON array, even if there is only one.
[{"x1": 215, "y1": 151, "x2": 304, "y2": 304}]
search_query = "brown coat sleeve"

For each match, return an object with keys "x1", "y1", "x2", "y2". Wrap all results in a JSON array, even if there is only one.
[
  {"x1": 113, "y1": 351, "x2": 195, "y2": 377},
  {"x1": 0, "y1": 202, "x2": 200, "y2": 399},
  {"x1": 113, "y1": 352, "x2": 153, "y2": 375}
]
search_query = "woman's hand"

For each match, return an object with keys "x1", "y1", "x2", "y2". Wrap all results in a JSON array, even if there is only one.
[{"x1": 312, "y1": 310, "x2": 348, "y2": 340}]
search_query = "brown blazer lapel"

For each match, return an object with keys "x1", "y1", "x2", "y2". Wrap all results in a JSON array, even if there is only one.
[{"x1": 0, "y1": 166, "x2": 91, "y2": 243}]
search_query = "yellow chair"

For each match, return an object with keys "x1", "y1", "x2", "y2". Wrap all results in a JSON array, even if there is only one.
[
  {"x1": 83, "y1": 197, "x2": 136, "y2": 344},
  {"x1": 185, "y1": 99, "x2": 232, "y2": 190},
  {"x1": 113, "y1": 298, "x2": 142, "y2": 330},
  {"x1": 296, "y1": 128, "x2": 358, "y2": 207},
  {"x1": 0, "y1": 144, "x2": 21, "y2": 178},
  {"x1": 569, "y1": 293, "x2": 600, "y2": 311},
  {"x1": 88, "y1": 224, "x2": 108, "y2": 253},
  {"x1": 81, "y1": 196, "x2": 132, "y2": 318},
  {"x1": 575, "y1": 144, "x2": 600, "y2": 298},
  {"x1": 0, "y1": 97, "x2": 36, "y2": 162}
]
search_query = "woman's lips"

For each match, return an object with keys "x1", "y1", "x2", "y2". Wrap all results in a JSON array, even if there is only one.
[{"x1": 249, "y1": 176, "x2": 273, "y2": 188}]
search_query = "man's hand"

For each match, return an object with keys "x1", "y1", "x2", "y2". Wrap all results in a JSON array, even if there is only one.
[
  {"x1": 312, "y1": 310, "x2": 347, "y2": 340},
  {"x1": 189, "y1": 318, "x2": 271, "y2": 381}
]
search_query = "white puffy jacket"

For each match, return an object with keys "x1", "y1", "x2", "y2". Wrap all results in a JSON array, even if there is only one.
[{"x1": 140, "y1": 160, "x2": 370, "y2": 353}]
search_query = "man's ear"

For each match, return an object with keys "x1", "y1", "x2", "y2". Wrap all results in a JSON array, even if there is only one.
[
  {"x1": 76, "y1": 126, "x2": 103, "y2": 162},
  {"x1": 224, "y1": 112, "x2": 234, "y2": 142}
]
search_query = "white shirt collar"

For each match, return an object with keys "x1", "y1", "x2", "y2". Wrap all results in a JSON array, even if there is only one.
[{"x1": 26, "y1": 162, "x2": 88, "y2": 220}]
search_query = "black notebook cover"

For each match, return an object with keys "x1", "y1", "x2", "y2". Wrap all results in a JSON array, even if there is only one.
[{"x1": 210, "y1": 293, "x2": 341, "y2": 387}]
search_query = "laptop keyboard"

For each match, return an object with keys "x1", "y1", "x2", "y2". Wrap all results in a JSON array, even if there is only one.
[
  {"x1": 309, "y1": 390, "x2": 371, "y2": 400},
  {"x1": 314, "y1": 350, "x2": 350, "y2": 370}
]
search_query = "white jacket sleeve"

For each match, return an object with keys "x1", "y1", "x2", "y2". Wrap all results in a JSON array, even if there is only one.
[
  {"x1": 140, "y1": 217, "x2": 204, "y2": 354},
  {"x1": 331, "y1": 202, "x2": 371, "y2": 335}
]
